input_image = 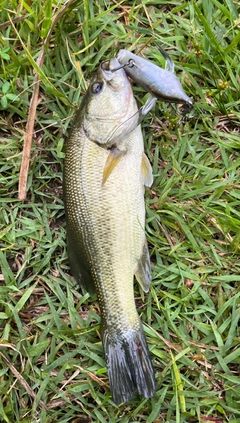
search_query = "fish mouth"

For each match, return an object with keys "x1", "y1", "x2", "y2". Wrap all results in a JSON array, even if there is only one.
[
  {"x1": 99, "y1": 57, "x2": 127, "y2": 82},
  {"x1": 101, "y1": 57, "x2": 130, "y2": 73},
  {"x1": 100, "y1": 59, "x2": 111, "y2": 71}
]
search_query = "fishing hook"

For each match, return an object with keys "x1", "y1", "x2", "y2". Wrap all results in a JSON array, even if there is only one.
[{"x1": 100, "y1": 58, "x2": 136, "y2": 73}]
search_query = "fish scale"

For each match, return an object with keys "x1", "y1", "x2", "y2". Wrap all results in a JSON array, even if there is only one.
[{"x1": 66, "y1": 122, "x2": 145, "y2": 318}]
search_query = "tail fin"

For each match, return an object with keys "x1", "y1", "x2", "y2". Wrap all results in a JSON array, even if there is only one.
[{"x1": 103, "y1": 323, "x2": 155, "y2": 404}]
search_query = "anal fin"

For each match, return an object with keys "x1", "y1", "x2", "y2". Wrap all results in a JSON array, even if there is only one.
[{"x1": 135, "y1": 240, "x2": 152, "y2": 293}]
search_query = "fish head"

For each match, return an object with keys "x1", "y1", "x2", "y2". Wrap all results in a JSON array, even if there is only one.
[{"x1": 82, "y1": 57, "x2": 137, "y2": 146}]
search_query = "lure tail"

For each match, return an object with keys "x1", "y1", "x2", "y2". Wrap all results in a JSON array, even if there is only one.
[{"x1": 103, "y1": 322, "x2": 155, "y2": 404}]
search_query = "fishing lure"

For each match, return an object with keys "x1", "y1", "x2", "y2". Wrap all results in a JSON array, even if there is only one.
[
  {"x1": 116, "y1": 46, "x2": 193, "y2": 108},
  {"x1": 103, "y1": 47, "x2": 193, "y2": 145}
]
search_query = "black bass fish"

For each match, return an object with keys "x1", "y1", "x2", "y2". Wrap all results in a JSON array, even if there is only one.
[{"x1": 63, "y1": 57, "x2": 155, "y2": 404}]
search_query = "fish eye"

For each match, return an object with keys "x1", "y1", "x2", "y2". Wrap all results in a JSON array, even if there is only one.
[{"x1": 91, "y1": 81, "x2": 103, "y2": 94}]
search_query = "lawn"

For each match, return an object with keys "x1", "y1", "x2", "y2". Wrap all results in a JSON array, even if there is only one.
[{"x1": 0, "y1": 1, "x2": 240, "y2": 422}]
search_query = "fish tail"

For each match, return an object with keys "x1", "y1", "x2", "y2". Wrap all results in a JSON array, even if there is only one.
[{"x1": 102, "y1": 322, "x2": 155, "y2": 404}]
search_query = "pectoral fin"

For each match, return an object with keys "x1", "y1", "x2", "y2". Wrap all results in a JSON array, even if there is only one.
[
  {"x1": 102, "y1": 148, "x2": 126, "y2": 185},
  {"x1": 135, "y1": 240, "x2": 152, "y2": 293},
  {"x1": 141, "y1": 153, "x2": 153, "y2": 187}
]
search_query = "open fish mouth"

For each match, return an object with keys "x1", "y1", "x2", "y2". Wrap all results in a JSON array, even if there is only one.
[
  {"x1": 100, "y1": 58, "x2": 134, "y2": 73},
  {"x1": 98, "y1": 57, "x2": 131, "y2": 89}
]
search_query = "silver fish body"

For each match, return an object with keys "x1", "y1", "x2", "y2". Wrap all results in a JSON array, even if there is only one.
[
  {"x1": 116, "y1": 49, "x2": 193, "y2": 107},
  {"x1": 63, "y1": 58, "x2": 155, "y2": 404}
]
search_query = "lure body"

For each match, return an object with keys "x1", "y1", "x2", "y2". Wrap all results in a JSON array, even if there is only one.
[{"x1": 116, "y1": 49, "x2": 193, "y2": 107}]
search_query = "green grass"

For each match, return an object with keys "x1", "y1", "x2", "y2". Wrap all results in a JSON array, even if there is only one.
[{"x1": 1, "y1": 0, "x2": 240, "y2": 422}]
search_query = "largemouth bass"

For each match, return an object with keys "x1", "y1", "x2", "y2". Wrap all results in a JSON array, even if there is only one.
[{"x1": 63, "y1": 57, "x2": 155, "y2": 404}]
